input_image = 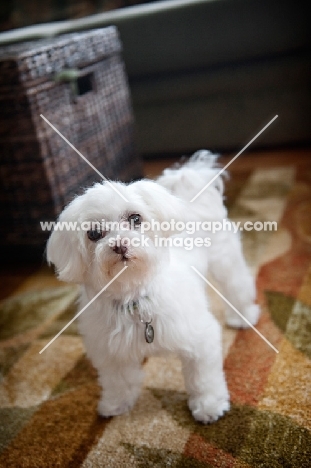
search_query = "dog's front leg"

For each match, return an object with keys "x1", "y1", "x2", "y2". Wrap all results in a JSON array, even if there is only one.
[
  {"x1": 96, "y1": 358, "x2": 144, "y2": 418},
  {"x1": 180, "y1": 322, "x2": 230, "y2": 424}
]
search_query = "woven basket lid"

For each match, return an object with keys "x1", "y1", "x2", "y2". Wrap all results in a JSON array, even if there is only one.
[{"x1": 0, "y1": 26, "x2": 121, "y2": 87}]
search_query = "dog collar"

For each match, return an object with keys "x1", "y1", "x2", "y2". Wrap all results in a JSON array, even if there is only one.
[{"x1": 119, "y1": 298, "x2": 154, "y2": 344}]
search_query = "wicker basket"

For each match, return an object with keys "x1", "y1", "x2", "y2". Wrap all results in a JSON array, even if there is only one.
[{"x1": 0, "y1": 26, "x2": 142, "y2": 253}]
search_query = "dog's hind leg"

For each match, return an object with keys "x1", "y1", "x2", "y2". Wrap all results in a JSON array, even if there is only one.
[{"x1": 208, "y1": 229, "x2": 260, "y2": 328}]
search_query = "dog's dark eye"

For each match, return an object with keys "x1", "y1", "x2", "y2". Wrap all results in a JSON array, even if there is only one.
[
  {"x1": 87, "y1": 230, "x2": 103, "y2": 242},
  {"x1": 128, "y1": 214, "x2": 142, "y2": 226}
]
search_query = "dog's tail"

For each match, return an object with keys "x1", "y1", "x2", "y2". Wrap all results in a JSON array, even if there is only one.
[{"x1": 157, "y1": 150, "x2": 227, "y2": 219}]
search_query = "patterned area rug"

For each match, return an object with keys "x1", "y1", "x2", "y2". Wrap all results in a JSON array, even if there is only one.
[{"x1": 1, "y1": 163, "x2": 311, "y2": 467}]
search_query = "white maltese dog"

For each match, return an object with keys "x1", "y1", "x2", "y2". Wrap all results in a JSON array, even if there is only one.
[{"x1": 47, "y1": 151, "x2": 260, "y2": 424}]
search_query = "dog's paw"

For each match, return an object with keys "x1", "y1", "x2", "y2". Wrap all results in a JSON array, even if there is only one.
[
  {"x1": 189, "y1": 394, "x2": 230, "y2": 424},
  {"x1": 97, "y1": 399, "x2": 135, "y2": 418},
  {"x1": 225, "y1": 304, "x2": 260, "y2": 329}
]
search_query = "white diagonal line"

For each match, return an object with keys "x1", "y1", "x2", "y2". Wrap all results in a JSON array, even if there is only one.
[
  {"x1": 190, "y1": 115, "x2": 278, "y2": 202},
  {"x1": 40, "y1": 114, "x2": 128, "y2": 202},
  {"x1": 39, "y1": 266, "x2": 128, "y2": 354},
  {"x1": 191, "y1": 266, "x2": 279, "y2": 353}
]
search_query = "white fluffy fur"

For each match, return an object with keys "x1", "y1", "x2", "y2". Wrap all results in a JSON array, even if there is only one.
[{"x1": 47, "y1": 150, "x2": 260, "y2": 423}]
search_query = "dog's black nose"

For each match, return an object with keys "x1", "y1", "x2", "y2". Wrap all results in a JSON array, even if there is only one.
[{"x1": 112, "y1": 244, "x2": 128, "y2": 256}]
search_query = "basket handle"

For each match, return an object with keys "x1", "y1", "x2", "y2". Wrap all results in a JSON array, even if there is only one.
[{"x1": 54, "y1": 69, "x2": 94, "y2": 98}]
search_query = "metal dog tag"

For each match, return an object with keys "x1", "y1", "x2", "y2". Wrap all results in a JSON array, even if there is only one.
[{"x1": 145, "y1": 322, "x2": 154, "y2": 344}]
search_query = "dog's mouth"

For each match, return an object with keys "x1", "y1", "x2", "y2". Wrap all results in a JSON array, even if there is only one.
[
  {"x1": 113, "y1": 252, "x2": 133, "y2": 263},
  {"x1": 122, "y1": 254, "x2": 138, "y2": 262}
]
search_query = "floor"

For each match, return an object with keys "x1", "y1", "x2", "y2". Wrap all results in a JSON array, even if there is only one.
[
  {"x1": 1, "y1": 147, "x2": 310, "y2": 302},
  {"x1": 143, "y1": 147, "x2": 311, "y2": 179}
]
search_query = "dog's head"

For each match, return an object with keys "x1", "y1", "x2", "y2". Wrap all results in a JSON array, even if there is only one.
[{"x1": 46, "y1": 180, "x2": 186, "y2": 294}]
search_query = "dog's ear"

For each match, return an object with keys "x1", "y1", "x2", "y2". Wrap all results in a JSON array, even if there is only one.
[
  {"x1": 131, "y1": 180, "x2": 187, "y2": 236},
  {"x1": 46, "y1": 197, "x2": 86, "y2": 283}
]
